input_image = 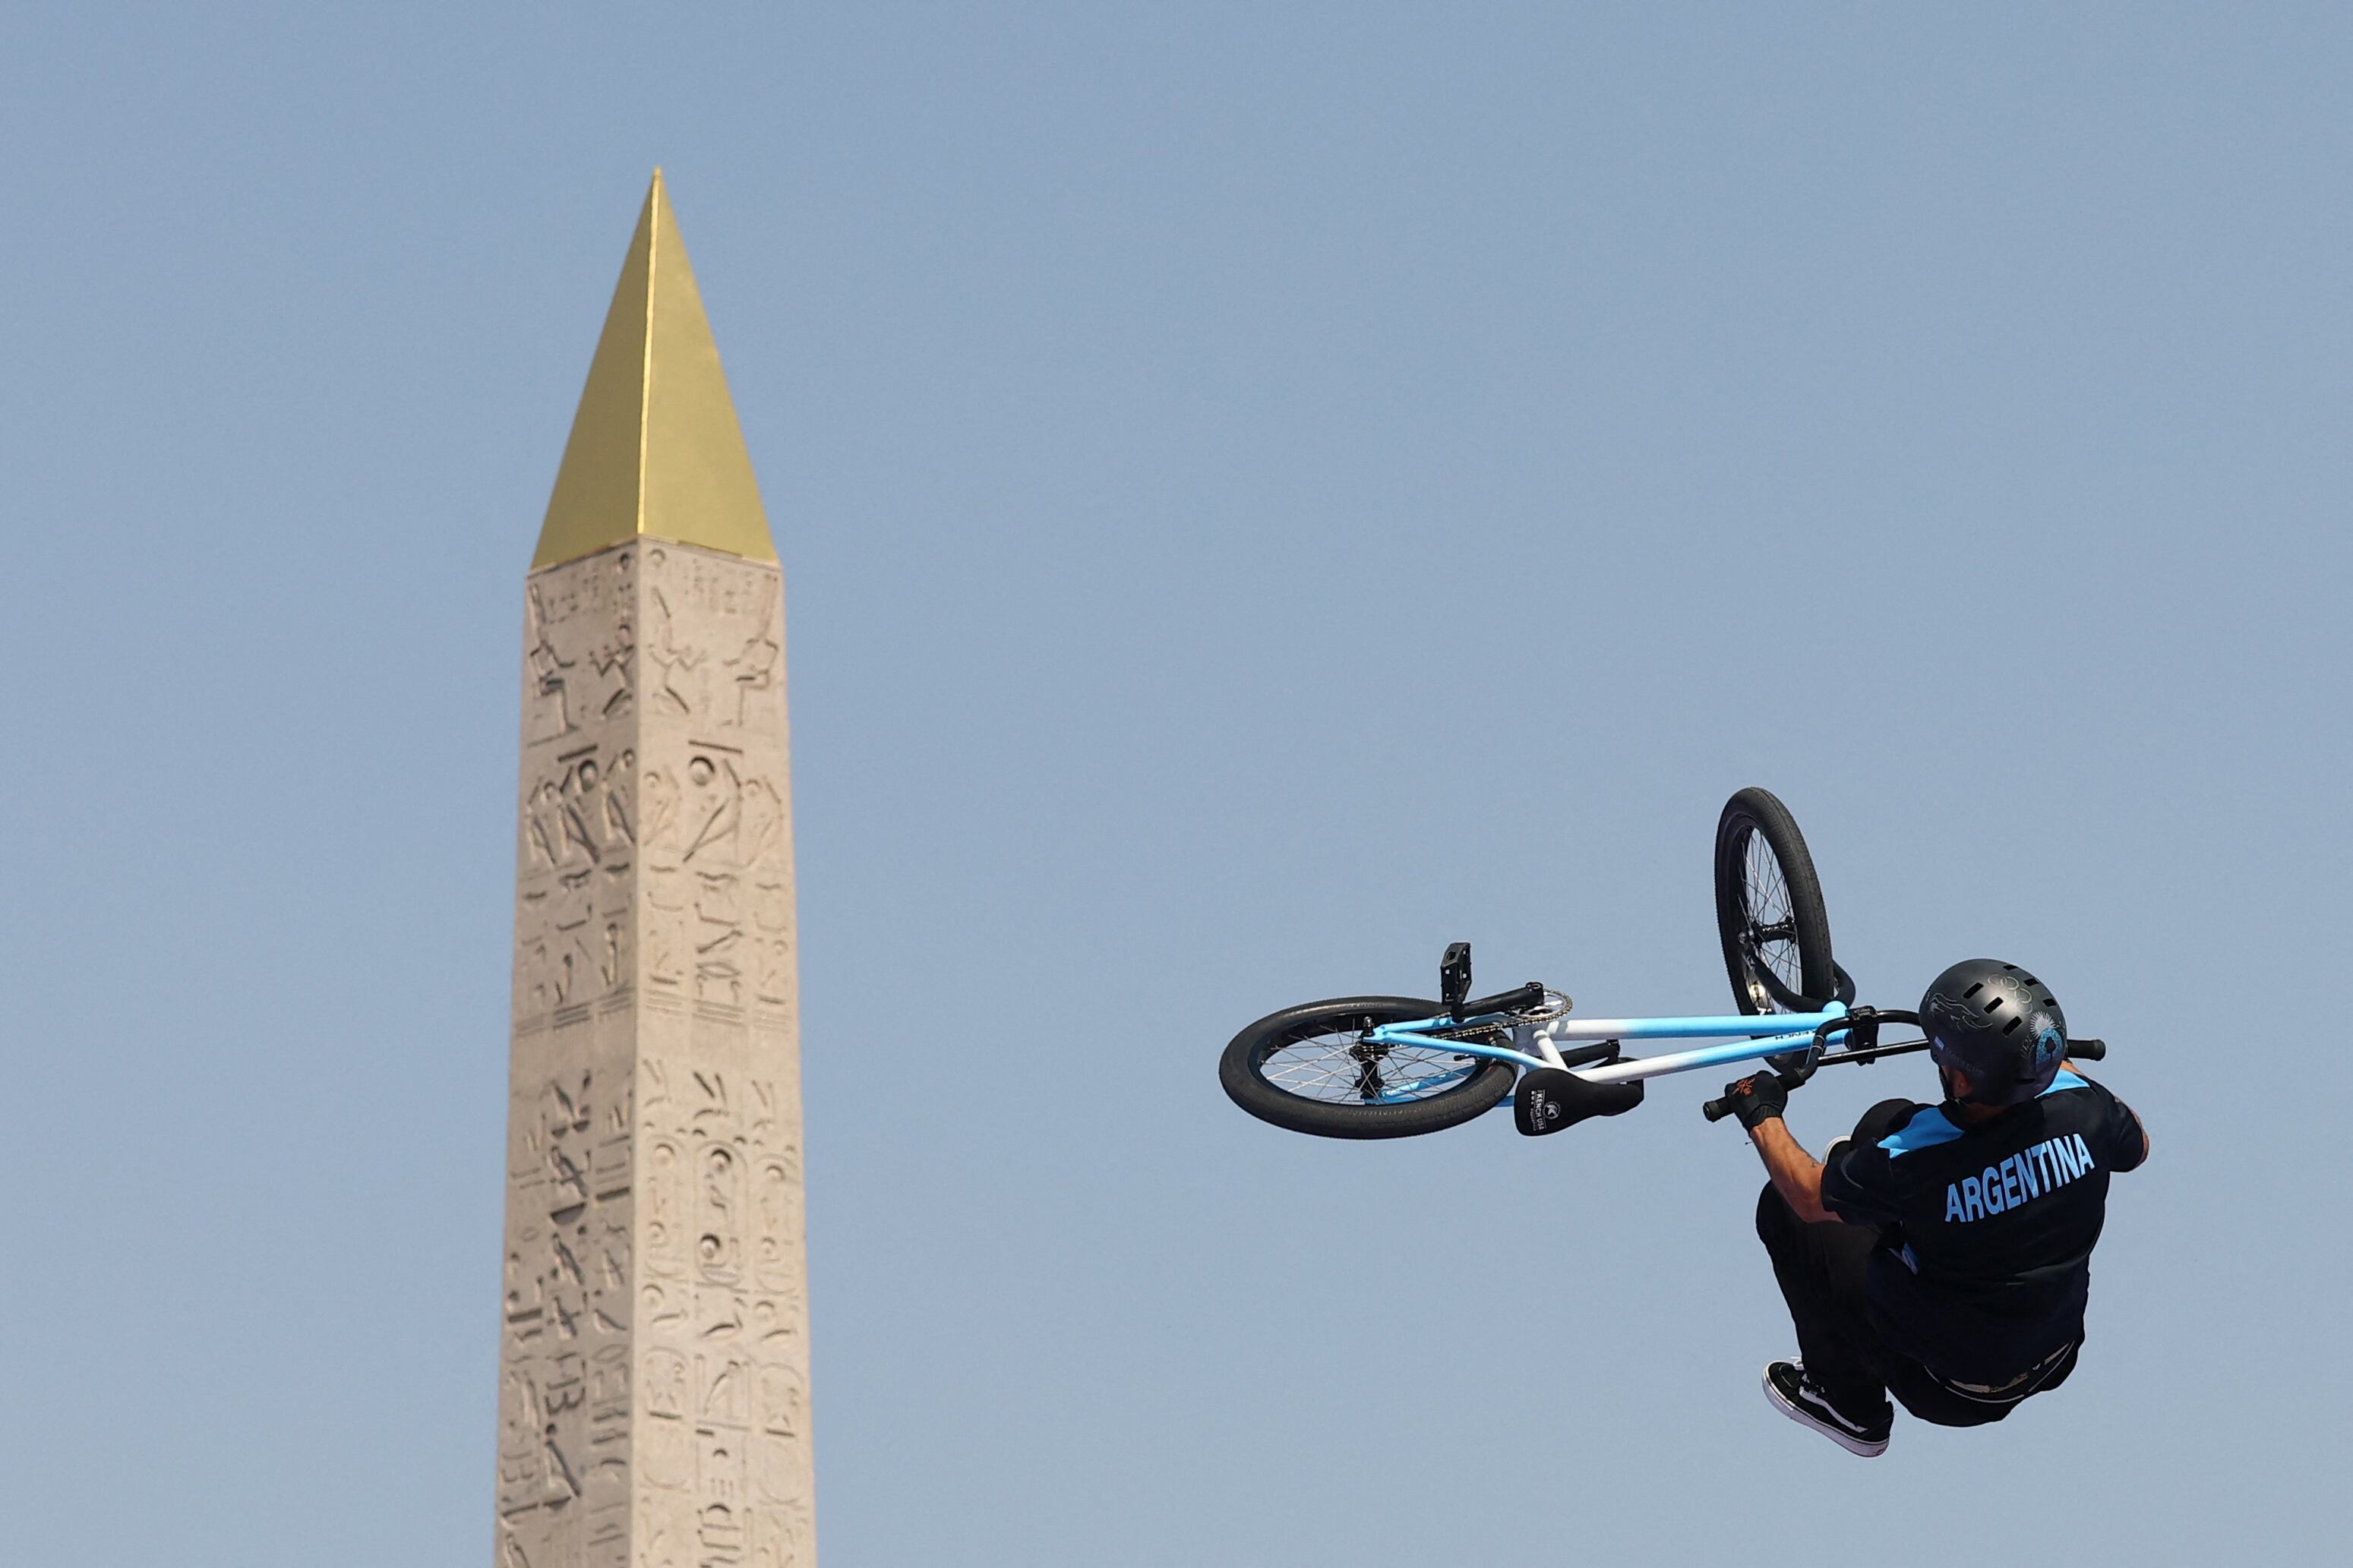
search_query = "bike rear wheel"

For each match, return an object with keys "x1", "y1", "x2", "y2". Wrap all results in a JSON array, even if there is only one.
[
  {"x1": 1220, "y1": 996, "x2": 1517, "y2": 1140},
  {"x1": 1713, "y1": 787, "x2": 1838, "y2": 1018}
]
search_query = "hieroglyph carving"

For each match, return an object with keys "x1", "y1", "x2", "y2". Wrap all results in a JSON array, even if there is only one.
[
  {"x1": 498, "y1": 1060, "x2": 636, "y2": 1568},
  {"x1": 632, "y1": 1060, "x2": 812, "y2": 1568},
  {"x1": 506, "y1": 546, "x2": 643, "y2": 1568},
  {"x1": 637, "y1": 546, "x2": 799, "y2": 1022},
  {"x1": 516, "y1": 551, "x2": 640, "y2": 1024},
  {"x1": 501, "y1": 541, "x2": 810, "y2": 1568}
]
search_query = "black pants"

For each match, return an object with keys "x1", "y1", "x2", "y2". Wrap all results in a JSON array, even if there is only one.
[{"x1": 1753, "y1": 1099, "x2": 2080, "y2": 1428}]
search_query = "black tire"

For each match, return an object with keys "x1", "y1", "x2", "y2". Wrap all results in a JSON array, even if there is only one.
[
  {"x1": 1713, "y1": 787, "x2": 1838, "y2": 1018},
  {"x1": 1220, "y1": 996, "x2": 1517, "y2": 1140}
]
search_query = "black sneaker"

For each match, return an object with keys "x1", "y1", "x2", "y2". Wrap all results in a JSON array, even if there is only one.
[{"x1": 1761, "y1": 1360, "x2": 1890, "y2": 1456}]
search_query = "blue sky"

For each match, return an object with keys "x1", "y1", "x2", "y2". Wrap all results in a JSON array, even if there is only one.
[{"x1": 2, "y1": 5, "x2": 2346, "y2": 1563}]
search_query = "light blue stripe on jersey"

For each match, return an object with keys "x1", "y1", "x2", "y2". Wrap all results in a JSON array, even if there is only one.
[
  {"x1": 2041, "y1": 1070, "x2": 2090, "y2": 1097},
  {"x1": 1878, "y1": 1106, "x2": 1966, "y2": 1157}
]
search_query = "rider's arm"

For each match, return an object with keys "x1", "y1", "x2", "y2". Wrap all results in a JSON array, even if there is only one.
[
  {"x1": 2062, "y1": 1061, "x2": 2151, "y2": 1167},
  {"x1": 2112, "y1": 1097, "x2": 2150, "y2": 1166},
  {"x1": 1748, "y1": 1117, "x2": 1840, "y2": 1224}
]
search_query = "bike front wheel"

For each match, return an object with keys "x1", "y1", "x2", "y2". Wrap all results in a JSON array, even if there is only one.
[
  {"x1": 1220, "y1": 996, "x2": 1517, "y2": 1140},
  {"x1": 1713, "y1": 787, "x2": 1838, "y2": 1016}
]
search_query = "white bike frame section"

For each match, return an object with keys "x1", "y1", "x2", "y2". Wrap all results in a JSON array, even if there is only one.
[{"x1": 1366, "y1": 1003, "x2": 1852, "y2": 1088}]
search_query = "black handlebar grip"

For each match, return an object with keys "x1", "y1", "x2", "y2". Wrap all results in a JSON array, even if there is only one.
[
  {"x1": 2069, "y1": 1038, "x2": 2106, "y2": 1062},
  {"x1": 1701, "y1": 1096, "x2": 1733, "y2": 1123}
]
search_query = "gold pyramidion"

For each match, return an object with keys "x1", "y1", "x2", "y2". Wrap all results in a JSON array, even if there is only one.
[{"x1": 532, "y1": 170, "x2": 775, "y2": 568}]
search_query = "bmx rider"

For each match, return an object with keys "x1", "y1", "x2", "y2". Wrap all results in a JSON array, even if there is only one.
[{"x1": 1714, "y1": 959, "x2": 2148, "y2": 1456}]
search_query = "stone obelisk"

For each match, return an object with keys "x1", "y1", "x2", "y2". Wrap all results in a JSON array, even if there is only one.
[{"x1": 497, "y1": 172, "x2": 813, "y2": 1568}]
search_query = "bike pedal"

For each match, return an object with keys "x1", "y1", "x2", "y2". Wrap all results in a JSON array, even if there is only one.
[{"x1": 1440, "y1": 941, "x2": 1473, "y2": 1020}]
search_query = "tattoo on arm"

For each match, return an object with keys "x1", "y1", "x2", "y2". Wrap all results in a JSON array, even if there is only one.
[{"x1": 1750, "y1": 1119, "x2": 1838, "y2": 1224}]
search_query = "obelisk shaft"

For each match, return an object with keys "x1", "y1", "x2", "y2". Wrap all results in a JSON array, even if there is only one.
[{"x1": 497, "y1": 175, "x2": 812, "y2": 1568}]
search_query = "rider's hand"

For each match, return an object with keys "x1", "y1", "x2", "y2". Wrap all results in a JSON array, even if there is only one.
[{"x1": 1718, "y1": 1071, "x2": 1790, "y2": 1131}]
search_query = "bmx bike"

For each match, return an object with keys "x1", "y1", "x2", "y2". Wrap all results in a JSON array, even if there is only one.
[{"x1": 1218, "y1": 787, "x2": 2105, "y2": 1141}]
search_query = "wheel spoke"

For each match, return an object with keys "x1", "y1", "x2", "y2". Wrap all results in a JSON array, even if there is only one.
[
  {"x1": 1739, "y1": 826, "x2": 1806, "y2": 1011},
  {"x1": 1259, "y1": 1025, "x2": 1490, "y2": 1105}
]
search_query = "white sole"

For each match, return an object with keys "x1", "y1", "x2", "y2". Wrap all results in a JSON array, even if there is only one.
[{"x1": 1761, "y1": 1363, "x2": 1888, "y2": 1457}]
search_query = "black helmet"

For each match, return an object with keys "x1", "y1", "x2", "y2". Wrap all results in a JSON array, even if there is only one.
[{"x1": 1919, "y1": 959, "x2": 2067, "y2": 1106}]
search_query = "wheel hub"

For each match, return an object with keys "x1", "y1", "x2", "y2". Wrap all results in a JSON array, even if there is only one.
[{"x1": 1348, "y1": 1033, "x2": 1391, "y2": 1099}]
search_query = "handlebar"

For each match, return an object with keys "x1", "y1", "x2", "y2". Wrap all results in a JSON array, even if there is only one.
[{"x1": 1701, "y1": 1036, "x2": 2109, "y2": 1122}]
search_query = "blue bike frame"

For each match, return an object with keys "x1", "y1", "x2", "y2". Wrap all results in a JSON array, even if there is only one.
[{"x1": 1361, "y1": 1003, "x2": 1852, "y2": 1103}]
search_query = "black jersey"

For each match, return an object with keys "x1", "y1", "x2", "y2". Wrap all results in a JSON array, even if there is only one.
[{"x1": 1820, "y1": 1069, "x2": 2146, "y2": 1384}]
